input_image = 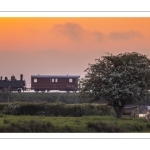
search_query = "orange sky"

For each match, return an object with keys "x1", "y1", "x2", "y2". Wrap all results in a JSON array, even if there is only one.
[{"x1": 0, "y1": 17, "x2": 150, "y2": 87}]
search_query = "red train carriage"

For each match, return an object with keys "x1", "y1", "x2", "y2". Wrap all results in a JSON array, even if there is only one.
[{"x1": 31, "y1": 75, "x2": 80, "y2": 93}]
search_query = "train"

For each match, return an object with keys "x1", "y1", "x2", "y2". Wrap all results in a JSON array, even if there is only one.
[{"x1": 0, "y1": 74, "x2": 80, "y2": 93}]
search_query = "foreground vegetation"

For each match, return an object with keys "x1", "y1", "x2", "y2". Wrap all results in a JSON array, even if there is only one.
[
  {"x1": 0, "y1": 93, "x2": 81, "y2": 103},
  {"x1": 0, "y1": 115, "x2": 150, "y2": 132},
  {"x1": 0, "y1": 102, "x2": 115, "y2": 117},
  {"x1": 0, "y1": 92, "x2": 108, "y2": 104},
  {"x1": 0, "y1": 91, "x2": 150, "y2": 132},
  {"x1": 0, "y1": 101, "x2": 149, "y2": 133}
]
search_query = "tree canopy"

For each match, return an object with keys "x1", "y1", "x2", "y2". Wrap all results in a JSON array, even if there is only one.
[{"x1": 79, "y1": 52, "x2": 150, "y2": 118}]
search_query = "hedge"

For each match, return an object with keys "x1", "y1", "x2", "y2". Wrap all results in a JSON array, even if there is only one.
[{"x1": 1, "y1": 102, "x2": 115, "y2": 117}]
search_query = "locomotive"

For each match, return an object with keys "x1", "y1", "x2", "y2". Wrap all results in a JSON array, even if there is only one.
[
  {"x1": 0, "y1": 74, "x2": 80, "y2": 93},
  {"x1": 0, "y1": 74, "x2": 26, "y2": 93}
]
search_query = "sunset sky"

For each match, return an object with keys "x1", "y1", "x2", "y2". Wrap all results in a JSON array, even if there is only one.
[{"x1": 1, "y1": 17, "x2": 150, "y2": 87}]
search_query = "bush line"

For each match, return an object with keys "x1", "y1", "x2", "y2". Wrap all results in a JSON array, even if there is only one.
[{"x1": 0, "y1": 102, "x2": 115, "y2": 117}]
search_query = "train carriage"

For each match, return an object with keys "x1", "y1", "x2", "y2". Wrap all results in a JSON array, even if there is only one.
[{"x1": 31, "y1": 75, "x2": 80, "y2": 93}]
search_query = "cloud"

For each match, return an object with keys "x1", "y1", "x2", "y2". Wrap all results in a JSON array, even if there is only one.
[
  {"x1": 93, "y1": 31, "x2": 104, "y2": 41},
  {"x1": 110, "y1": 31, "x2": 143, "y2": 40},
  {"x1": 54, "y1": 22, "x2": 84, "y2": 40}
]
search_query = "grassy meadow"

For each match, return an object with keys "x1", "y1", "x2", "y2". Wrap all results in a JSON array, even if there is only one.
[
  {"x1": 0, "y1": 92, "x2": 150, "y2": 133},
  {"x1": 0, "y1": 114, "x2": 150, "y2": 132},
  {"x1": 5, "y1": 92, "x2": 81, "y2": 103}
]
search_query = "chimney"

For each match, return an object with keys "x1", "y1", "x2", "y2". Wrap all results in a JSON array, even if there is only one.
[
  {"x1": 1, "y1": 76, "x2": 2, "y2": 80},
  {"x1": 11, "y1": 75, "x2": 15, "y2": 81},
  {"x1": 20, "y1": 74, "x2": 23, "y2": 80}
]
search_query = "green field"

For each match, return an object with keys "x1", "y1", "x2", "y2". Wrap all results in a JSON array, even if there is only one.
[
  {"x1": 0, "y1": 92, "x2": 150, "y2": 133},
  {"x1": 0, "y1": 115, "x2": 150, "y2": 132},
  {"x1": 1, "y1": 93, "x2": 81, "y2": 103},
  {"x1": 1, "y1": 92, "x2": 107, "y2": 104}
]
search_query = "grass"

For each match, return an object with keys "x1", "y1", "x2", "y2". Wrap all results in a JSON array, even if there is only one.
[
  {"x1": 0, "y1": 115, "x2": 150, "y2": 132},
  {"x1": 5, "y1": 93, "x2": 81, "y2": 104}
]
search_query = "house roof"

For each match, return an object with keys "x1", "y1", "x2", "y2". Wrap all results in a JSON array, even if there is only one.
[{"x1": 31, "y1": 75, "x2": 80, "y2": 78}]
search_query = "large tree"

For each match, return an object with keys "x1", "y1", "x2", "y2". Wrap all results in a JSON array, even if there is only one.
[{"x1": 79, "y1": 52, "x2": 150, "y2": 118}]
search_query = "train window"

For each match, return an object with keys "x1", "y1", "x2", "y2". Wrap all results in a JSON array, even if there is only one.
[
  {"x1": 69, "y1": 78, "x2": 73, "y2": 82},
  {"x1": 34, "y1": 78, "x2": 37, "y2": 83},
  {"x1": 52, "y1": 78, "x2": 54, "y2": 82},
  {"x1": 55, "y1": 78, "x2": 58, "y2": 82}
]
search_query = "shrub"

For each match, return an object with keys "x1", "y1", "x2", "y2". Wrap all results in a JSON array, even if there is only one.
[
  {"x1": 3, "y1": 103, "x2": 20, "y2": 115},
  {"x1": 0, "y1": 103, "x2": 9, "y2": 112},
  {"x1": 1, "y1": 102, "x2": 115, "y2": 117},
  {"x1": 87, "y1": 121, "x2": 123, "y2": 132}
]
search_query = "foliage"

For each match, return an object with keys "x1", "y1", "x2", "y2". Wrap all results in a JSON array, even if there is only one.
[
  {"x1": 0, "y1": 88, "x2": 11, "y2": 102},
  {"x1": 1, "y1": 102, "x2": 114, "y2": 116},
  {"x1": 0, "y1": 115, "x2": 150, "y2": 132},
  {"x1": 79, "y1": 52, "x2": 150, "y2": 118}
]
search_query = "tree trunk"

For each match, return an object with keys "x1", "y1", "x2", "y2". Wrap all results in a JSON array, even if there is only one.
[{"x1": 113, "y1": 106, "x2": 124, "y2": 119}]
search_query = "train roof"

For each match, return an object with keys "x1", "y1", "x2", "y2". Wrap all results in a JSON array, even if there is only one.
[{"x1": 31, "y1": 75, "x2": 80, "y2": 78}]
